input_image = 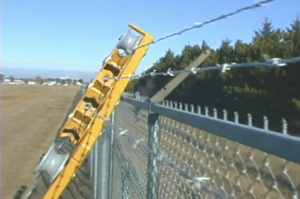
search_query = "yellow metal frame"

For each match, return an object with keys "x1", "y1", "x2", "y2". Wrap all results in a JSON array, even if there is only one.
[{"x1": 42, "y1": 24, "x2": 153, "y2": 199}]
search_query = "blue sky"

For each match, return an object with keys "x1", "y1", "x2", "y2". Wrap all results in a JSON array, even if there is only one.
[{"x1": 1, "y1": 0, "x2": 299, "y2": 74}]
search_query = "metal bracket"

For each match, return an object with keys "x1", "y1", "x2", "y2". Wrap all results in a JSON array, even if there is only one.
[{"x1": 149, "y1": 50, "x2": 211, "y2": 103}]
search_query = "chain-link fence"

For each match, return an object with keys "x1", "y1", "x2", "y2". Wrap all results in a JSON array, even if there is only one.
[
  {"x1": 24, "y1": 86, "x2": 93, "y2": 199},
  {"x1": 25, "y1": 88, "x2": 300, "y2": 199},
  {"x1": 19, "y1": 0, "x2": 300, "y2": 197},
  {"x1": 108, "y1": 96, "x2": 300, "y2": 199}
]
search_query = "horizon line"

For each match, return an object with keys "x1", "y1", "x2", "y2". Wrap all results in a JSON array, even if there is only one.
[{"x1": 1, "y1": 66, "x2": 98, "y2": 73}]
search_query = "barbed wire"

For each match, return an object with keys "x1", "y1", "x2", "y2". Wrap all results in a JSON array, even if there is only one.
[
  {"x1": 117, "y1": 128, "x2": 227, "y2": 199},
  {"x1": 133, "y1": 0, "x2": 276, "y2": 50},
  {"x1": 83, "y1": 103, "x2": 110, "y2": 122},
  {"x1": 118, "y1": 0, "x2": 276, "y2": 58},
  {"x1": 104, "y1": 57, "x2": 300, "y2": 81},
  {"x1": 23, "y1": 1, "x2": 292, "y2": 198}
]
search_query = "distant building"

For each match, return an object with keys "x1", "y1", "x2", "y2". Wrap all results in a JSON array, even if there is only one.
[
  {"x1": 48, "y1": 81, "x2": 56, "y2": 86},
  {"x1": 14, "y1": 79, "x2": 24, "y2": 84}
]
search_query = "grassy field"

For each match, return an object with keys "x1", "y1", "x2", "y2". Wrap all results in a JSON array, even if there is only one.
[{"x1": 0, "y1": 84, "x2": 79, "y2": 199}]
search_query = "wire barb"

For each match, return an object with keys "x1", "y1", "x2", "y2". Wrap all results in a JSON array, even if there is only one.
[
  {"x1": 117, "y1": 129, "x2": 227, "y2": 199},
  {"x1": 83, "y1": 103, "x2": 110, "y2": 121},
  {"x1": 104, "y1": 57, "x2": 300, "y2": 81},
  {"x1": 132, "y1": 0, "x2": 276, "y2": 50}
]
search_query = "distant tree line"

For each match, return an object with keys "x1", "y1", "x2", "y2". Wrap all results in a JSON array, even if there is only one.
[
  {"x1": 32, "y1": 76, "x2": 84, "y2": 85},
  {"x1": 125, "y1": 17, "x2": 300, "y2": 135}
]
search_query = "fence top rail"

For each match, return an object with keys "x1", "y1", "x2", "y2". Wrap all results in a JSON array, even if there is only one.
[{"x1": 120, "y1": 96, "x2": 300, "y2": 164}]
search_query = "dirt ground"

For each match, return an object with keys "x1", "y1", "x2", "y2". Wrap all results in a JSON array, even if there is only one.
[{"x1": 0, "y1": 84, "x2": 79, "y2": 199}]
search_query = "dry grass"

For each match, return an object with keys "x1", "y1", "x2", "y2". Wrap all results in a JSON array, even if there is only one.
[{"x1": 0, "y1": 84, "x2": 79, "y2": 199}]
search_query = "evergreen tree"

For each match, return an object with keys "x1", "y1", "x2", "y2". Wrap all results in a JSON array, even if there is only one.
[{"x1": 125, "y1": 17, "x2": 300, "y2": 134}]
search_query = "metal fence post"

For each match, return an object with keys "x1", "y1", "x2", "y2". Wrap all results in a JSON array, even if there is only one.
[
  {"x1": 108, "y1": 110, "x2": 115, "y2": 199},
  {"x1": 96, "y1": 129, "x2": 109, "y2": 199},
  {"x1": 89, "y1": 145, "x2": 94, "y2": 179},
  {"x1": 96, "y1": 111, "x2": 115, "y2": 199},
  {"x1": 146, "y1": 112, "x2": 160, "y2": 199},
  {"x1": 93, "y1": 135, "x2": 99, "y2": 199},
  {"x1": 89, "y1": 110, "x2": 115, "y2": 199}
]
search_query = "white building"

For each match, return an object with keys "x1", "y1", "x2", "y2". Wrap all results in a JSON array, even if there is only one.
[{"x1": 14, "y1": 79, "x2": 24, "y2": 84}]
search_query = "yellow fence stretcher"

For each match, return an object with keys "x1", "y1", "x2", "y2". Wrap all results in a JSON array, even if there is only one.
[{"x1": 33, "y1": 24, "x2": 153, "y2": 199}]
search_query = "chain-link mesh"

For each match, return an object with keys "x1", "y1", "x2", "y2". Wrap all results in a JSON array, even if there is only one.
[
  {"x1": 114, "y1": 101, "x2": 150, "y2": 199},
  {"x1": 159, "y1": 116, "x2": 300, "y2": 199},
  {"x1": 24, "y1": 88, "x2": 300, "y2": 199},
  {"x1": 25, "y1": 87, "x2": 94, "y2": 199},
  {"x1": 114, "y1": 100, "x2": 300, "y2": 199},
  {"x1": 106, "y1": 57, "x2": 300, "y2": 81}
]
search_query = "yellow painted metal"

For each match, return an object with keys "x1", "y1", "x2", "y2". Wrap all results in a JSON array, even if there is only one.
[
  {"x1": 58, "y1": 27, "x2": 151, "y2": 144},
  {"x1": 129, "y1": 23, "x2": 146, "y2": 35},
  {"x1": 42, "y1": 25, "x2": 153, "y2": 199}
]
